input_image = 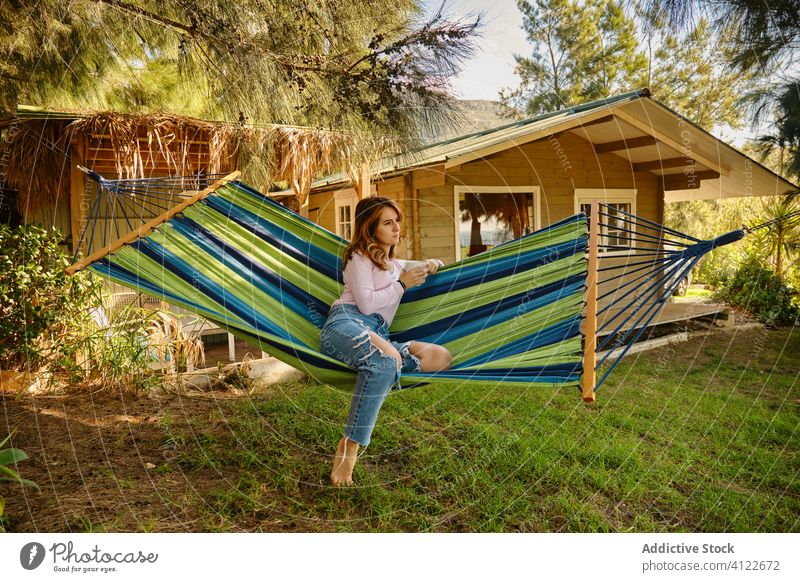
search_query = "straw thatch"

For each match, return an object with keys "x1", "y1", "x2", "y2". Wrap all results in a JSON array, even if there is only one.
[
  {"x1": 2, "y1": 119, "x2": 75, "y2": 214},
  {"x1": 0, "y1": 109, "x2": 391, "y2": 214},
  {"x1": 68, "y1": 113, "x2": 234, "y2": 180}
]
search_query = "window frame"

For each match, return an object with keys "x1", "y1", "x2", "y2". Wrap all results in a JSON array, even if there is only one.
[
  {"x1": 574, "y1": 188, "x2": 638, "y2": 256},
  {"x1": 334, "y1": 189, "x2": 356, "y2": 241},
  {"x1": 453, "y1": 185, "x2": 541, "y2": 261}
]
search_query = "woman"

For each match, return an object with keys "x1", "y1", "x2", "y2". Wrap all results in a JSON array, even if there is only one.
[{"x1": 320, "y1": 196, "x2": 452, "y2": 486}]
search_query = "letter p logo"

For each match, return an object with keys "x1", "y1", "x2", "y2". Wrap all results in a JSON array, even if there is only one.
[{"x1": 20, "y1": 542, "x2": 46, "y2": 570}]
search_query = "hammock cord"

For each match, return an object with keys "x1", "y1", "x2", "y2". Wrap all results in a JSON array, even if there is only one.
[
  {"x1": 745, "y1": 207, "x2": 800, "y2": 233},
  {"x1": 586, "y1": 202, "x2": 726, "y2": 393},
  {"x1": 72, "y1": 170, "x2": 229, "y2": 263}
]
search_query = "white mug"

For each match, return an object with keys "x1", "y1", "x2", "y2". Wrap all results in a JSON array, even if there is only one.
[
  {"x1": 403, "y1": 259, "x2": 443, "y2": 272},
  {"x1": 403, "y1": 260, "x2": 428, "y2": 271}
]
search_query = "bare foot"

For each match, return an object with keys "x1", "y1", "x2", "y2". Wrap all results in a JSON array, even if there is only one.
[{"x1": 330, "y1": 437, "x2": 360, "y2": 486}]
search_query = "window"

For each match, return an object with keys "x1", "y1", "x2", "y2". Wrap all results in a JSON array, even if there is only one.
[
  {"x1": 575, "y1": 189, "x2": 637, "y2": 253},
  {"x1": 454, "y1": 186, "x2": 541, "y2": 260},
  {"x1": 337, "y1": 204, "x2": 353, "y2": 240},
  {"x1": 334, "y1": 189, "x2": 356, "y2": 241}
]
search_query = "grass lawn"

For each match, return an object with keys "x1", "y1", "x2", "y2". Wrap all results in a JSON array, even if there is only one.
[
  {"x1": 170, "y1": 326, "x2": 799, "y2": 532},
  {"x1": 679, "y1": 285, "x2": 714, "y2": 300},
  {"x1": 3, "y1": 326, "x2": 798, "y2": 532}
]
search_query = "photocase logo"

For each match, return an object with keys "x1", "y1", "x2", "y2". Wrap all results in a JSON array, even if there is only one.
[{"x1": 20, "y1": 542, "x2": 46, "y2": 570}]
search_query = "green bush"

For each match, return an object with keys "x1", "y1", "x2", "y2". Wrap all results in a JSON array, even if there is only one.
[
  {"x1": 695, "y1": 246, "x2": 741, "y2": 287},
  {"x1": 0, "y1": 224, "x2": 159, "y2": 390},
  {"x1": 714, "y1": 256, "x2": 799, "y2": 325},
  {"x1": 0, "y1": 224, "x2": 84, "y2": 368}
]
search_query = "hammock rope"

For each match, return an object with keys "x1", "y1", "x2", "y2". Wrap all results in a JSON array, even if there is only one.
[
  {"x1": 66, "y1": 172, "x2": 772, "y2": 397},
  {"x1": 577, "y1": 201, "x2": 743, "y2": 395},
  {"x1": 744, "y1": 206, "x2": 800, "y2": 233}
]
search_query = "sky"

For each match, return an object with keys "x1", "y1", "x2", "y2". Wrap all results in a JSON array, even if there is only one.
[
  {"x1": 421, "y1": 0, "x2": 755, "y2": 145},
  {"x1": 423, "y1": 0, "x2": 528, "y2": 101}
]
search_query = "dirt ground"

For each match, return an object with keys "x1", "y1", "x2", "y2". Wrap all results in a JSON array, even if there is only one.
[{"x1": 1, "y1": 389, "x2": 250, "y2": 532}]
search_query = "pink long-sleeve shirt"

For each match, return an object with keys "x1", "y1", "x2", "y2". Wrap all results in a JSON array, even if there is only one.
[{"x1": 332, "y1": 252, "x2": 407, "y2": 324}]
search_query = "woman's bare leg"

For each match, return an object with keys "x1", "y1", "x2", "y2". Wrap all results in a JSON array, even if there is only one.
[{"x1": 409, "y1": 341, "x2": 452, "y2": 372}]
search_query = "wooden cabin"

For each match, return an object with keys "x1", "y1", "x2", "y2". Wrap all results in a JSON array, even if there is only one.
[
  {"x1": 309, "y1": 89, "x2": 795, "y2": 263},
  {"x1": 308, "y1": 89, "x2": 797, "y2": 332}
]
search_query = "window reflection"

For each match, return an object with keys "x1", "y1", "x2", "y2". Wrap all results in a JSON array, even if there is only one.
[{"x1": 458, "y1": 192, "x2": 535, "y2": 257}]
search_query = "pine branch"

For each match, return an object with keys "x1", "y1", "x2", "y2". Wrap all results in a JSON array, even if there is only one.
[
  {"x1": 88, "y1": 0, "x2": 328, "y2": 74},
  {"x1": 0, "y1": 71, "x2": 26, "y2": 82},
  {"x1": 89, "y1": 0, "x2": 197, "y2": 37}
]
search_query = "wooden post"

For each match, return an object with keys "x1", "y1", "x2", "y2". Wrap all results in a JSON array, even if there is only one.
[
  {"x1": 411, "y1": 173, "x2": 421, "y2": 259},
  {"x1": 402, "y1": 173, "x2": 414, "y2": 259},
  {"x1": 293, "y1": 179, "x2": 311, "y2": 218},
  {"x1": 357, "y1": 164, "x2": 370, "y2": 200},
  {"x1": 581, "y1": 199, "x2": 599, "y2": 403},
  {"x1": 69, "y1": 135, "x2": 88, "y2": 255}
]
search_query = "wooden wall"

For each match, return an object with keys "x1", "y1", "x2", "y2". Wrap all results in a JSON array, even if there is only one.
[
  {"x1": 84, "y1": 127, "x2": 237, "y2": 178},
  {"x1": 307, "y1": 189, "x2": 338, "y2": 234},
  {"x1": 415, "y1": 132, "x2": 661, "y2": 263},
  {"x1": 308, "y1": 132, "x2": 663, "y2": 269},
  {"x1": 23, "y1": 195, "x2": 74, "y2": 253}
]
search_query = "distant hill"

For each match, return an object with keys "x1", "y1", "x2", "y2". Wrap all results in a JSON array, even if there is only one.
[{"x1": 432, "y1": 99, "x2": 517, "y2": 142}]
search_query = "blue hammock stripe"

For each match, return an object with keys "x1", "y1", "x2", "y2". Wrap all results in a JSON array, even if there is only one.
[
  {"x1": 170, "y1": 215, "x2": 331, "y2": 319},
  {"x1": 404, "y1": 237, "x2": 586, "y2": 300},
  {"x1": 85, "y1": 179, "x2": 589, "y2": 389},
  {"x1": 201, "y1": 193, "x2": 344, "y2": 282},
  {"x1": 391, "y1": 274, "x2": 586, "y2": 343}
]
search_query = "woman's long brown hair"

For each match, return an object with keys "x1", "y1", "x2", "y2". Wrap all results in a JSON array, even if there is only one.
[{"x1": 342, "y1": 196, "x2": 402, "y2": 271}]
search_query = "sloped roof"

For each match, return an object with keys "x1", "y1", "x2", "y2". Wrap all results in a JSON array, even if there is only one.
[
  {"x1": 312, "y1": 90, "x2": 648, "y2": 188},
  {"x1": 313, "y1": 89, "x2": 798, "y2": 202}
]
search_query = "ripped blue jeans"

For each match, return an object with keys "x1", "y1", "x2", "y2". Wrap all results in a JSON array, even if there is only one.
[{"x1": 319, "y1": 303, "x2": 422, "y2": 446}]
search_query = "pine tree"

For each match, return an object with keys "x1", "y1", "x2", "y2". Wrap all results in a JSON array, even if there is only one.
[
  {"x1": 639, "y1": 0, "x2": 800, "y2": 71},
  {"x1": 641, "y1": 16, "x2": 751, "y2": 130},
  {"x1": 500, "y1": 0, "x2": 646, "y2": 116},
  {"x1": 502, "y1": 0, "x2": 749, "y2": 131},
  {"x1": 0, "y1": 1, "x2": 479, "y2": 144},
  {"x1": 638, "y1": 0, "x2": 800, "y2": 180}
]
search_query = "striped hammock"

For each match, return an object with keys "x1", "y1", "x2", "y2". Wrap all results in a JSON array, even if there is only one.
[{"x1": 69, "y1": 173, "x2": 589, "y2": 390}]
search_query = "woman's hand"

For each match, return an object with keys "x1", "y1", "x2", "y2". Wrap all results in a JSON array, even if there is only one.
[
  {"x1": 425, "y1": 259, "x2": 444, "y2": 274},
  {"x1": 399, "y1": 265, "x2": 428, "y2": 289}
]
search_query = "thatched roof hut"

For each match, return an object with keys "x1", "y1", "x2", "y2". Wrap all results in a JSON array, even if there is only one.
[{"x1": 0, "y1": 106, "x2": 385, "y2": 251}]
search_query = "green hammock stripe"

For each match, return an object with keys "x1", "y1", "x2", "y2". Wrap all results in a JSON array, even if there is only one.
[
  {"x1": 461, "y1": 337, "x2": 583, "y2": 370},
  {"x1": 108, "y1": 245, "x2": 249, "y2": 329},
  {"x1": 443, "y1": 295, "x2": 585, "y2": 363},
  {"x1": 182, "y1": 202, "x2": 343, "y2": 303},
  {"x1": 146, "y1": 224, "x2": 325, "y2": 349},
  {"x1": 217, "y1": 183, "x2": 347, "y2": 256}
]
